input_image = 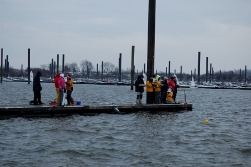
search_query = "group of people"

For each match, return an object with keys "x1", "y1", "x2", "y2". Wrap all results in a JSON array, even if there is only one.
[
  {"x1": 32, "y1": 71, "x2": 74, "y2": 106},
  {"x1": 134, "y1": 74, "x2": 179, "y2": 105},
  {"x1": 54, "y1": 73, "x2": 74, "y2": 106}
]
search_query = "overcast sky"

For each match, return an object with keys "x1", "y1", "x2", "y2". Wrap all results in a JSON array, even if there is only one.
[{"x1": 1, "y1": 0, "x2": 250, "y2": 74}]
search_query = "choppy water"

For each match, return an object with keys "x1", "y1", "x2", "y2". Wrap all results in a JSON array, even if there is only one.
[{"x1": 0, "y1": 82, "x2": 251, "y2": 166}]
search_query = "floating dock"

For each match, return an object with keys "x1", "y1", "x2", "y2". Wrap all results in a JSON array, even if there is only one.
[{"x1": 0, "y1": 103, "x2": 192, "y2": 119}]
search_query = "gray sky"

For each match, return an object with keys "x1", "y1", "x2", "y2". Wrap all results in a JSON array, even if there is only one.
[{"x1": 1, "y1": 0, "x2": 250, "y2": 74}]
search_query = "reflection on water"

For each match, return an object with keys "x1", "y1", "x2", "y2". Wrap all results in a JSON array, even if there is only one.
[{"x1": 0, "y1": 82, "x2": 251, "y2": 166}]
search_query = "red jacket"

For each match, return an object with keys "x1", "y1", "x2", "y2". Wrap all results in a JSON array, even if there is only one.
[
  {"x1": 54, "y1": 73, "x2": 60, "y2": 88},
  {"x1": 168, "y1": 79, "x2": 176, "y2": 91}
]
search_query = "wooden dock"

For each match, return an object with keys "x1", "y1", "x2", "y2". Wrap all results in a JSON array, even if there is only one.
[{"x1": 0, "y1": 103, "x2": 192, "y2": 119}]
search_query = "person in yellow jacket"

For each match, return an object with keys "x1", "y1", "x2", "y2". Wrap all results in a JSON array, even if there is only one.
[
  {"x1": 154, "y1": 75, "x2": 162, "y2": 104},
  {"x1": 146, "y1": 76, "x2": 155, "y2": 104},
  {"x1": 65, "y1": 74, "x2": 74, "y2": 105},
  {"x1": 166, "y1": 88, "x2": 175, "y2": 104}
]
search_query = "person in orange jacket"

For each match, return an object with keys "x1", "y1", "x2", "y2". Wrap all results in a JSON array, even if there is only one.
[
  {"x1": 146, "y1": 75, "x2": 155, "y2": 104},
  {"x1": 65, "y1": 74, "x2": 74, "y2": 105}
]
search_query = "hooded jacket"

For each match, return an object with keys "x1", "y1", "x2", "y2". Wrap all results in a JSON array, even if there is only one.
[
  {"x1": 33, "y1": 71, "x2": 42, "y2": 91},
  {"x1": 58, "y1": 74, "x2": 66, "y2": 89},
  {"x1": 54, "y1": 72, "x2": 60, "y2": 88},
  {"x1": 66, "y1": 77, "x2": 73, "y2": 91}
]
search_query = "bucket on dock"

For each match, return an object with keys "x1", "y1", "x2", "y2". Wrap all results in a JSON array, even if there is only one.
[{"x1": 74, "y1": 100, "x2": 81, "y2": 105}]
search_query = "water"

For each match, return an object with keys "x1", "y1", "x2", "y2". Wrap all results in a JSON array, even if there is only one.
[{"x1": 0, "y1": 82, "x2": 251, "y2": 166}]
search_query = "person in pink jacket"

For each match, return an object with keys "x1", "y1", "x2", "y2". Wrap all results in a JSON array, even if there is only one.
[{"x1": 58, "y1": 73, "x2": 66, "y2": 106}]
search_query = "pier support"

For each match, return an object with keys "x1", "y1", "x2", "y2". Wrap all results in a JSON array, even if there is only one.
[{"x1": 146, "y1": 0, "x2": 156, "y2": 104}]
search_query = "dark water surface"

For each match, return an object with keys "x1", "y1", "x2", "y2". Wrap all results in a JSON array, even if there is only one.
[{"x1": 0, "y1": 82, "x2": 251, "y2": 166}]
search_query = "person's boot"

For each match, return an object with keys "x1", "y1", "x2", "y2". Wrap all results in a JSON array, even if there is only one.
[
  {"x1": 139, "y1": 99, "x2": 143, "y2": 106},
  {"x1": 136, "y1": 99, "x2": 139, "y2": 106}
]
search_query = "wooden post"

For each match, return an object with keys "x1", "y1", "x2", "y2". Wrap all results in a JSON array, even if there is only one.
[
  {"x1": 57, "y1": 54, "x2": 59, "y2": 73},
  {"x1": 165, "y1": 67, "x2": 167, "y2": 77},
  {"x1": 180, "y1": 66, "x2": 182, "y2": 81},
  {"x1": 146, "y1": 0, "x2": 156, "y2": 79},
  {"x1": 168, "y1": 61, "x2": 170, "y2": 79},
  {"x1": 119, "y1": 53, "x2": 122, "y2": 82},
  {"x1": 144, "y1": 63, "x2": 145, "y2": 74},
  {"x1": 51, "y1": 59, "x2": 54, "y2": 76},
  {"x1": 28, "y1": 49, "x2": 30, "y2": 84},
  {"x1": 206, "y1": 57, "x2": 208, "y2": 82},
  {"x1": 61, "y1": 54, "x2": 64, "y2": 73},
  {"x1": 197, "y1": 52, "x2": 201, "y2": 84},
  {"x1": 101, "y1": 61, "x2": 103, "y2": 80},
  {"x1": 96, "y1": 64, "x2": 98, "y2": 78},
  {"x1": 146, "y1": 0, "x2": 156, "y2": 104},
  {"x1": 0, "y1": 48, "x2": 2, "y2": 83},
  {"x1": 245, "y1": 65, "x2": 247, "y2": 83},
  {"x1": 131, "y1": 46, "x2": 135, "y2": 90},
  {"x1": 210, "y1": 63, "x2": 212, "y2": 83}
]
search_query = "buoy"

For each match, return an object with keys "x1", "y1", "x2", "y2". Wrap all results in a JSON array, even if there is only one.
[{"x1": 204, "y1": 119, "x2": 209, "y2": 123}]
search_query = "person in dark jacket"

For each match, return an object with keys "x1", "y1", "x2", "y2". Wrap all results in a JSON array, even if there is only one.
[
  {"x1": 160, "y1": 77, "x2": 168, "y2": 103},
  {"x1": 134, "y1": 74, "x2": 145, "y2": 106},
  {"x1": 33, "y1": 71, "x2": 43, "y2": 105}
]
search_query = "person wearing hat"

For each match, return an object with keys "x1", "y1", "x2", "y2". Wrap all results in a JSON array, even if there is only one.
[
  {"x1": 166, "y1": 88, "x2": 175, "y2": 103},
  {"x1": 65, "y1": 74, "x2": 74, "y2": 105},
  {"x1": 58, "y1": 73, "x2": 66, "y2": 106},
  {"x1": 33, "y1": 71, "x2": 43, "y2": 105},
  {"x1": 135, "y1": 74, "x2": 145, "y2": 106}
]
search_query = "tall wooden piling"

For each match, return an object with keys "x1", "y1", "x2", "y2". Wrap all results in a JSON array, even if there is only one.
[
  {"x1": 53, "y1": 61, "x2": 56, "y2": 76},
  {"x1": 5, "y1": 55, "x2": 9, "y2": 77},
  {"x1": 165, "y1": 67, "x2": 167, "y2": 77},
  {"x1": 146, "y1": 0, "x2": 156, "y2": 79},
  {"x1": 119, "y1": 53, "x2": 122, "y2": 82},
  {"x1": 101, "y1": 61, "x2": 103, "y2": 80},
  {"x1": 210, "y1": 63, "x2": 212, "y2": 83},
  {"x1": 0, "y1": 48, "x2": 3, "y2": 83},
  {"x1": 144, "y1": 63, "x2": 145, "y2": 73},
  {"x1": 206, "y1": 57, "x2": 208, "y2": 82},
  {"x1": 146, "y1": 0, "x2": 156, "y2": 104},
  {"x1": 57, "y1": 54, "x2": 59, "y2": 73},
  {"x1": 168, "y1": 61, "x2": 171, "y2": 79},
  {"x1": 50, "y1": 64, "x2": 53, "y2": 79},
  {"x1": 96, "y1": 64, "x2": 98, "y2": 77},
  {"x1": 245, "y1": 65, "x2": 247, "y2": 83},
  {"x1": 191, "y1": 70, "x2": 192, "y2": 81},
  {"x1": 131, "y1": 46, "x2": 135, "y2": 90},
  {"x1": 4, "y1": 59, "x2": 6, "y2": 77},
  {"x1": 197, "y1": 52, "x2": 201, "y2": 84},
  {"x1": 62, "y1": 54, "x2": 65, "y2": 73},
  {"x1": 51, "y1": 59, "x2": 54, "y2": 76},
  {"x1": 180, "y1": 66, "x2": 182, "y2": 81},
  {"x1": 28, "y1": 48, "x2": 30, "y2": 84}
]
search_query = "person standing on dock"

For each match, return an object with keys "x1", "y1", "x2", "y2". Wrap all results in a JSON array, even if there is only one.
[
  {"x1": 161, "y1": 77, "x2": 168, "y2": 103},
  {"x1": 146, "y1": 75, "x2": 155, "y2": 104},
  {"x1": 33, "y1": 71, "x2": 43, "y2": 105},
  {"x1": 54, "y1": 72, "x2": 60, "y2": 105},
  {"x1": 154, "y1": 75, "x2": 161, "y2": 104},
  {"x1": 135, "y1": 74, "x2": 145, "y2": 106},
  {"x1": 168, "y1": 75, "x2": 179, "y2": 101},
  {"x1": 58, "y1": 73, "x2": 66, "y2": 106},
  {"x1": 65, "y1": 74, "x2": 74, "y2": 105}
]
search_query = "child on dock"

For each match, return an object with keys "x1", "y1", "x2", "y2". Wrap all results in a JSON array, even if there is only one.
[
  {"x1": 135, "y1": 74, "x2": 145, "y2": 106},
  {"x1": 166, "y1": 88, "x2": 175, "y2": 104}
]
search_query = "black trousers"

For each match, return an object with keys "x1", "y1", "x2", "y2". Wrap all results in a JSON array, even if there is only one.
[
  {"x1": 146, "y1": 92, "x2": 155, "y2": 104},
  {"x1": 33, "y1": 90, "x2": 41, "y2": 104}
]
